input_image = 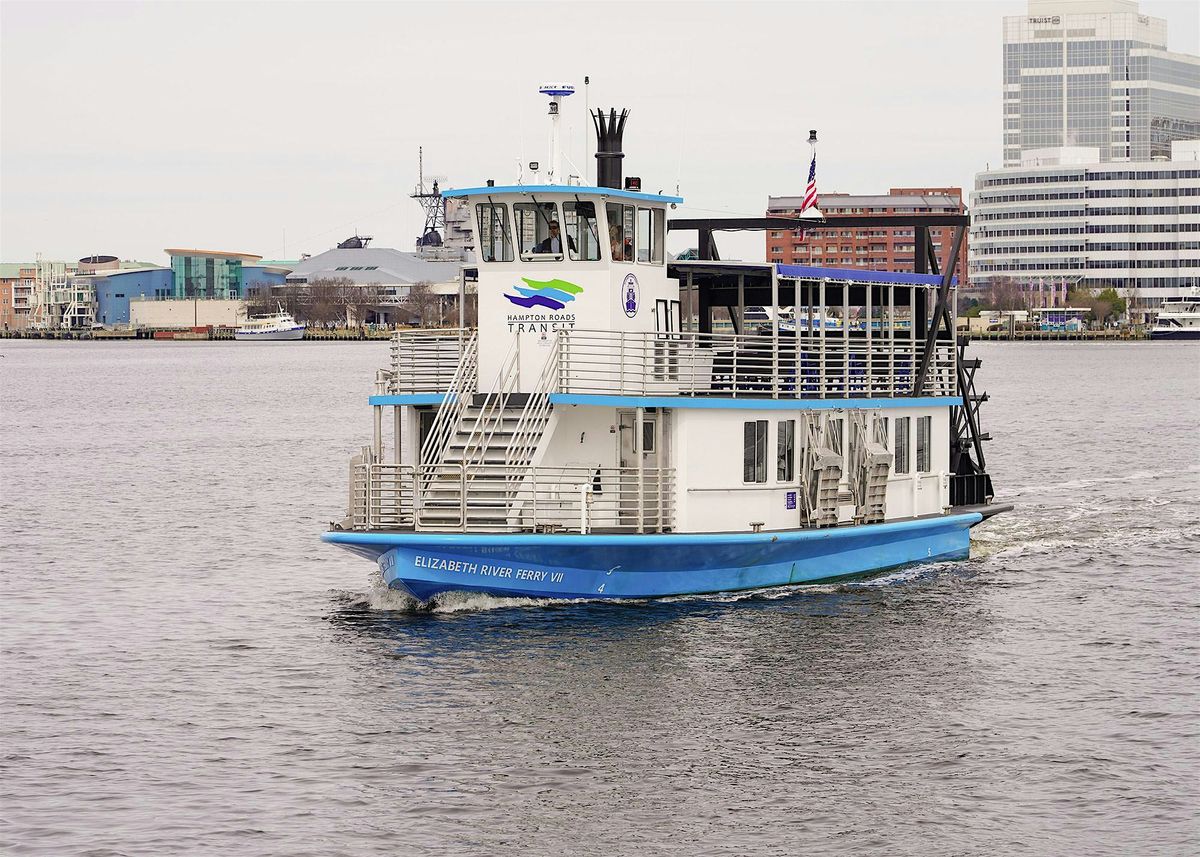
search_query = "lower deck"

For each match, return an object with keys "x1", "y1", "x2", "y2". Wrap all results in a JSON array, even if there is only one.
[{"x1": 344, "y1": 395, "x2": 963, "y2": 536}]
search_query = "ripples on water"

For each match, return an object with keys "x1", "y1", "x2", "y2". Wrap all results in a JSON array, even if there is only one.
[{"x1": 1, "y1": 341, "x2": 1197, "y2": 856}]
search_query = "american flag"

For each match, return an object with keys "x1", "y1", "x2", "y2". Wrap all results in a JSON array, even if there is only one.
[{"x1": 801, "y1": 152, "x2": 818, "y2": 212}]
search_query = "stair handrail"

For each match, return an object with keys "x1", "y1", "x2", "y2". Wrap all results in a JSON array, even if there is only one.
[
  {"x1": 419, "y1": 329, "x2": 478, "y2": 467},
  {"x1": 847, "y1": 410, "x2": 868, "y2": 515},
  {"x1": 501, "y1": 335, "x2": 562, "y2": 523},
  {"x1": 506, "y1": 334, "x2": 560, "y2": 470},
  {"x1": 458, "y1": 333, "x2": 522, "y2": 471}
]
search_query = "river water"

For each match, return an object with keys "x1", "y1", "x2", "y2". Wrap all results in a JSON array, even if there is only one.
[{"x1": 1, "y1": 340, "x2": 1197, "y2": 856}]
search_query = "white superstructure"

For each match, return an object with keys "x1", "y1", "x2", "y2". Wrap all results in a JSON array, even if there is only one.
[
  {"x1": 235, "y1": 306, "x2": 305, "y2": 341},
  {"x1": 970, "y1": 140, "x2": 1200, "y2": 315},
  {"x1": 1149, "y1": 286, "x2": 1200, "y2": 338}
]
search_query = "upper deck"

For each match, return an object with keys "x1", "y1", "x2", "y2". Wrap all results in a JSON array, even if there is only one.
[{"x1": 381, "y1": 259, "x2": 958, "y2": 403}]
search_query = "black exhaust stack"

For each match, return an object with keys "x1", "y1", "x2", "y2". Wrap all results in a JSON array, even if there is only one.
[{"x1": 592, "y1": 108, "x2": 629, "y2": 190}]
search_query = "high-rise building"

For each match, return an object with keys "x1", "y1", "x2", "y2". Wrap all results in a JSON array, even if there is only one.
[
  {"x1": 970, "y1": 140, "x2": 1200, "y2": 316},
  {"x1": 765, "y1": 188, "x2": 968, "y2": 286},
  {"x1": 1003, "y1": 0, "x2": 1199, "y2": 166}
]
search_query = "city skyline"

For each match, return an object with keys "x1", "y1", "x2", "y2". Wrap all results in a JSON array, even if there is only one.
[{"x1": 2, "y1": 0, "x2": 1198, "y2": 265}]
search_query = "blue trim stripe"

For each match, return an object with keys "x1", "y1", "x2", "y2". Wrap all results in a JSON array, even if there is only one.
[
  {"x1": 548, "y1": 394, "x2": 961, "y2": 410},
  {"x1": 322, "y1": 512, "x2": 984, "y2": 549},
  {"x1": 442, "y1": 184, "x2": 684, "y2": 204},
  {"x1": 370, "y1": 393, "x2": 453, "y2": 406}
]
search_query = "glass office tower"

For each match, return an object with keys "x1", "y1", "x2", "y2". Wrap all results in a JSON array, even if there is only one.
[{"x1": 1003, "y1": 0, "x2": 1200, "y2": 166}]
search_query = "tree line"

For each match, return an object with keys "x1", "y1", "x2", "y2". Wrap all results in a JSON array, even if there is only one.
[
  {"x1": 969, "y1": 277, "x2": 1128, "y2": 326},
  {"x1": 244, "y1": 278, "x2": 476, "y2": 327}
]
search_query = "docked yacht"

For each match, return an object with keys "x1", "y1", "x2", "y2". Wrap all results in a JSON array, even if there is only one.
[
  {"x1": 235, "y1": 306, "x2": 305, "y2": 341},
  {"x1": 1149, "y1": 288, "x2": 1200, "y2": 340},
  {"x1": 323, "y1": 87, "x2": 1006, "y2": 602}
]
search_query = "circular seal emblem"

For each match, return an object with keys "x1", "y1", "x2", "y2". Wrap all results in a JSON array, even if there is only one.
[{"x1": 622, "y1": 273, "x2": 640, "y2": 319}]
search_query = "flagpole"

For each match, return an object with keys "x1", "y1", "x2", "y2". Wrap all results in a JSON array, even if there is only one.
[{"x1": 801, "y1": 129, "x2": 821, "y2": 219}]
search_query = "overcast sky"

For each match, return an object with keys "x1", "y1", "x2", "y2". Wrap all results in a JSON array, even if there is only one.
[{"x1": 2, "y1": 0, "x2": 1197, "y2": 265}]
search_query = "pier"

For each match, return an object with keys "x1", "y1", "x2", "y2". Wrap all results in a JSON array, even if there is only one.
[{"x1": 960, "y1": 329, "x2": 1148, "y2": 342}]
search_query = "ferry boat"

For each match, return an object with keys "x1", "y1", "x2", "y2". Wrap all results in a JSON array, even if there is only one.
[
  {"x1": 1149, "y1": 287, "x2": 1200, "y2": 340},
  {"x1": 235, "y1": 305, "x2": 305, "y2": 341},
  {"x1": 323, "y1": 87, "x2": 1006, "y2": 602}
]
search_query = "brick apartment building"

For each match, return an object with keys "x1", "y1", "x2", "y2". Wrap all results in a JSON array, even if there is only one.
[{"x1": 765, "y1": 188, "x2": 968, "y2": 287}]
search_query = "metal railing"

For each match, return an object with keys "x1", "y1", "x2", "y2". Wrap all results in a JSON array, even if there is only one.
[
  {"x1": 391, "y1": 328, "x2": 476, "y2": 394},
  {"x1": 348, "y1": 462, "x2": 675, "y2": 534},
  {"x1": 558, "y1": 329, "x2": 956, "y2": 399},
  {"x1": 417, "y1": 330, "x2": 478, "y2": 467},
  {"x1": 506, "y1": 336, "x2": 560, "y2": 469}
]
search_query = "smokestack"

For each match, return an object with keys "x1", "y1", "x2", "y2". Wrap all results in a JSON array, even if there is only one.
[{"x1": 592, "y1": 108, "x2": 629, "y2": 190}]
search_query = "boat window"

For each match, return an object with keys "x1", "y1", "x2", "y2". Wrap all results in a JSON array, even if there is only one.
[
  {"x1": 606, "y1": 202, "x2": 634, "y2": 262},
  {"x1": 895, "y1": 417, "x2": 911, "y2": 474},
  {"x1": 563, "y1": 201, "x2": 601, "y2": 261},
  {"x1": 743, "y1": 420, "x2": 768, "y2": 484},
  {"x1": 916, "y1": 415, "x2": 932, "y2": 473},
  {"x1": 637, "y1": 207, "x2": 665, "y2": 264},
  {"x1": 514, "y1": 201, "x2": 563, "y2": 261},
  {"x1": 777, "y1": 419, "x2": 795, "y2": 482},
  {"x1": 641, "y1": 418, "x2": 655, "y2": 453},
  {"x1": 476, "y1": 203, "x2": 514, "y2": 262}
]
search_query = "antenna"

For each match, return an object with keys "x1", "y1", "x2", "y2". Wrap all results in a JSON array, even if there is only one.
[
  {"x1": 538, "y1": 82, "x2": 575, "y2": 184},
  {"x1": 412, "y1": 147, "x2": 446, "y2": 250}
]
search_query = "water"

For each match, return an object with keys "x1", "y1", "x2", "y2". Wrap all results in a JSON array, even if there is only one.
[{"x1": 1, "y1": 340, "x2": 1197, "y2": 856}]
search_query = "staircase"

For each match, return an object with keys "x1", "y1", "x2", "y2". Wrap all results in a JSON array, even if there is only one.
[
  {"x1": 950, "y1": 340, "x2": 995, "y2": 506},
  {"x1": 800, "y1": 413, "x2": 842, "y2": 528},
  {"x1": 849, "y1": 411, "x2": 892, "y2": 524},
  {"x1": 416, "y1": 336, "x2": 560, "y2": 532}
]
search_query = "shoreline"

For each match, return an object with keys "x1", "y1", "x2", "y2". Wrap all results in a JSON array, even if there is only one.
[
  {"x1": 0, "y1": 327, "x2": 396, "y2": 342},
  {"x1": 0, "y1": 328, "x2": 1159, "y2": 344}
]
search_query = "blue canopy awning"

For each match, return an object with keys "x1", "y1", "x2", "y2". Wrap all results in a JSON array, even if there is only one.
[{"x1": 776, "y1": 264, "x2": 954, "y2": 287}]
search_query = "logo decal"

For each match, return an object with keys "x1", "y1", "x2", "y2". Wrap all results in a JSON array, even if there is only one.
[
  {"x1": 622, "y1": 273, "x2": 639, "y2": 318},
  {"x1": 504, "y1": 277, "x2": 583, "y2": 311}
]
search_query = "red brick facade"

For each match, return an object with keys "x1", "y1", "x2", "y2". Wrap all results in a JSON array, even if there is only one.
[{"x1": 765, "y1": 187, "x2": 968, "y2": 286}]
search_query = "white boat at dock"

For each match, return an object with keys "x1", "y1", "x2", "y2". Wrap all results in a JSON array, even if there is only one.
[{"x1": 235, "y1": 306, "x2": 305, "y2": 341}]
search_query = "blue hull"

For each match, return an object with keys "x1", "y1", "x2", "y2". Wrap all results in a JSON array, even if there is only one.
[{"x1": 322, "y1": 513, "x2": 982, "y2": 601}]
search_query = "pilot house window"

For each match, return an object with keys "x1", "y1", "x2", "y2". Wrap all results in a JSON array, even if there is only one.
[
  {"x1": 514, "y1": 201, "x2": 562, "y2": 260},
  {"x1": 564, "y1": 201, "x2": 601, "y2": 261},
  {"x1": 637, "y1": 208, "x2": 665, "y2": 264},
  {"x1": 607, "y1": 203, "x2": 634, "y2": 262},
  {"x1": 475, "y1": 203, "x2": 514, "y2": 262}
]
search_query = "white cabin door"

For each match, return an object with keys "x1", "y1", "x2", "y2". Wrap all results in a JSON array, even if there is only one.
[
  {"x1": 653, "y1": 299, "x2": 682, "y2": 383},
  {"x1": 618, "y1": 409, "x2": 660, "y2": 528}
]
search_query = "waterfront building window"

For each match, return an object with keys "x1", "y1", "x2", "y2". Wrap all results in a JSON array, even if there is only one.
[
  {"x1": 777, "y1": 419, "x2": 795, "y2": 482},
  {"x1": 475, "y1": 203, "x2": 514, "y2": 262},
  {"x1": 637, "y1": 208, "x2": 665, "y2": 265},
  {"x1": 916, "y1": 416, "x2": 932, "y2": 473},
  {"x1": 895, "y1": 417, "x2": 911, "y2": 474},
  {"x1": 743, "y1": 420, "x2": 768, "y2": 484},
  {"x1": 514, "y1": 201, "x2": 562, "y2": 260},
  {"x1": 563, "y1": 201, "x2": 601, "y2": 261}
]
